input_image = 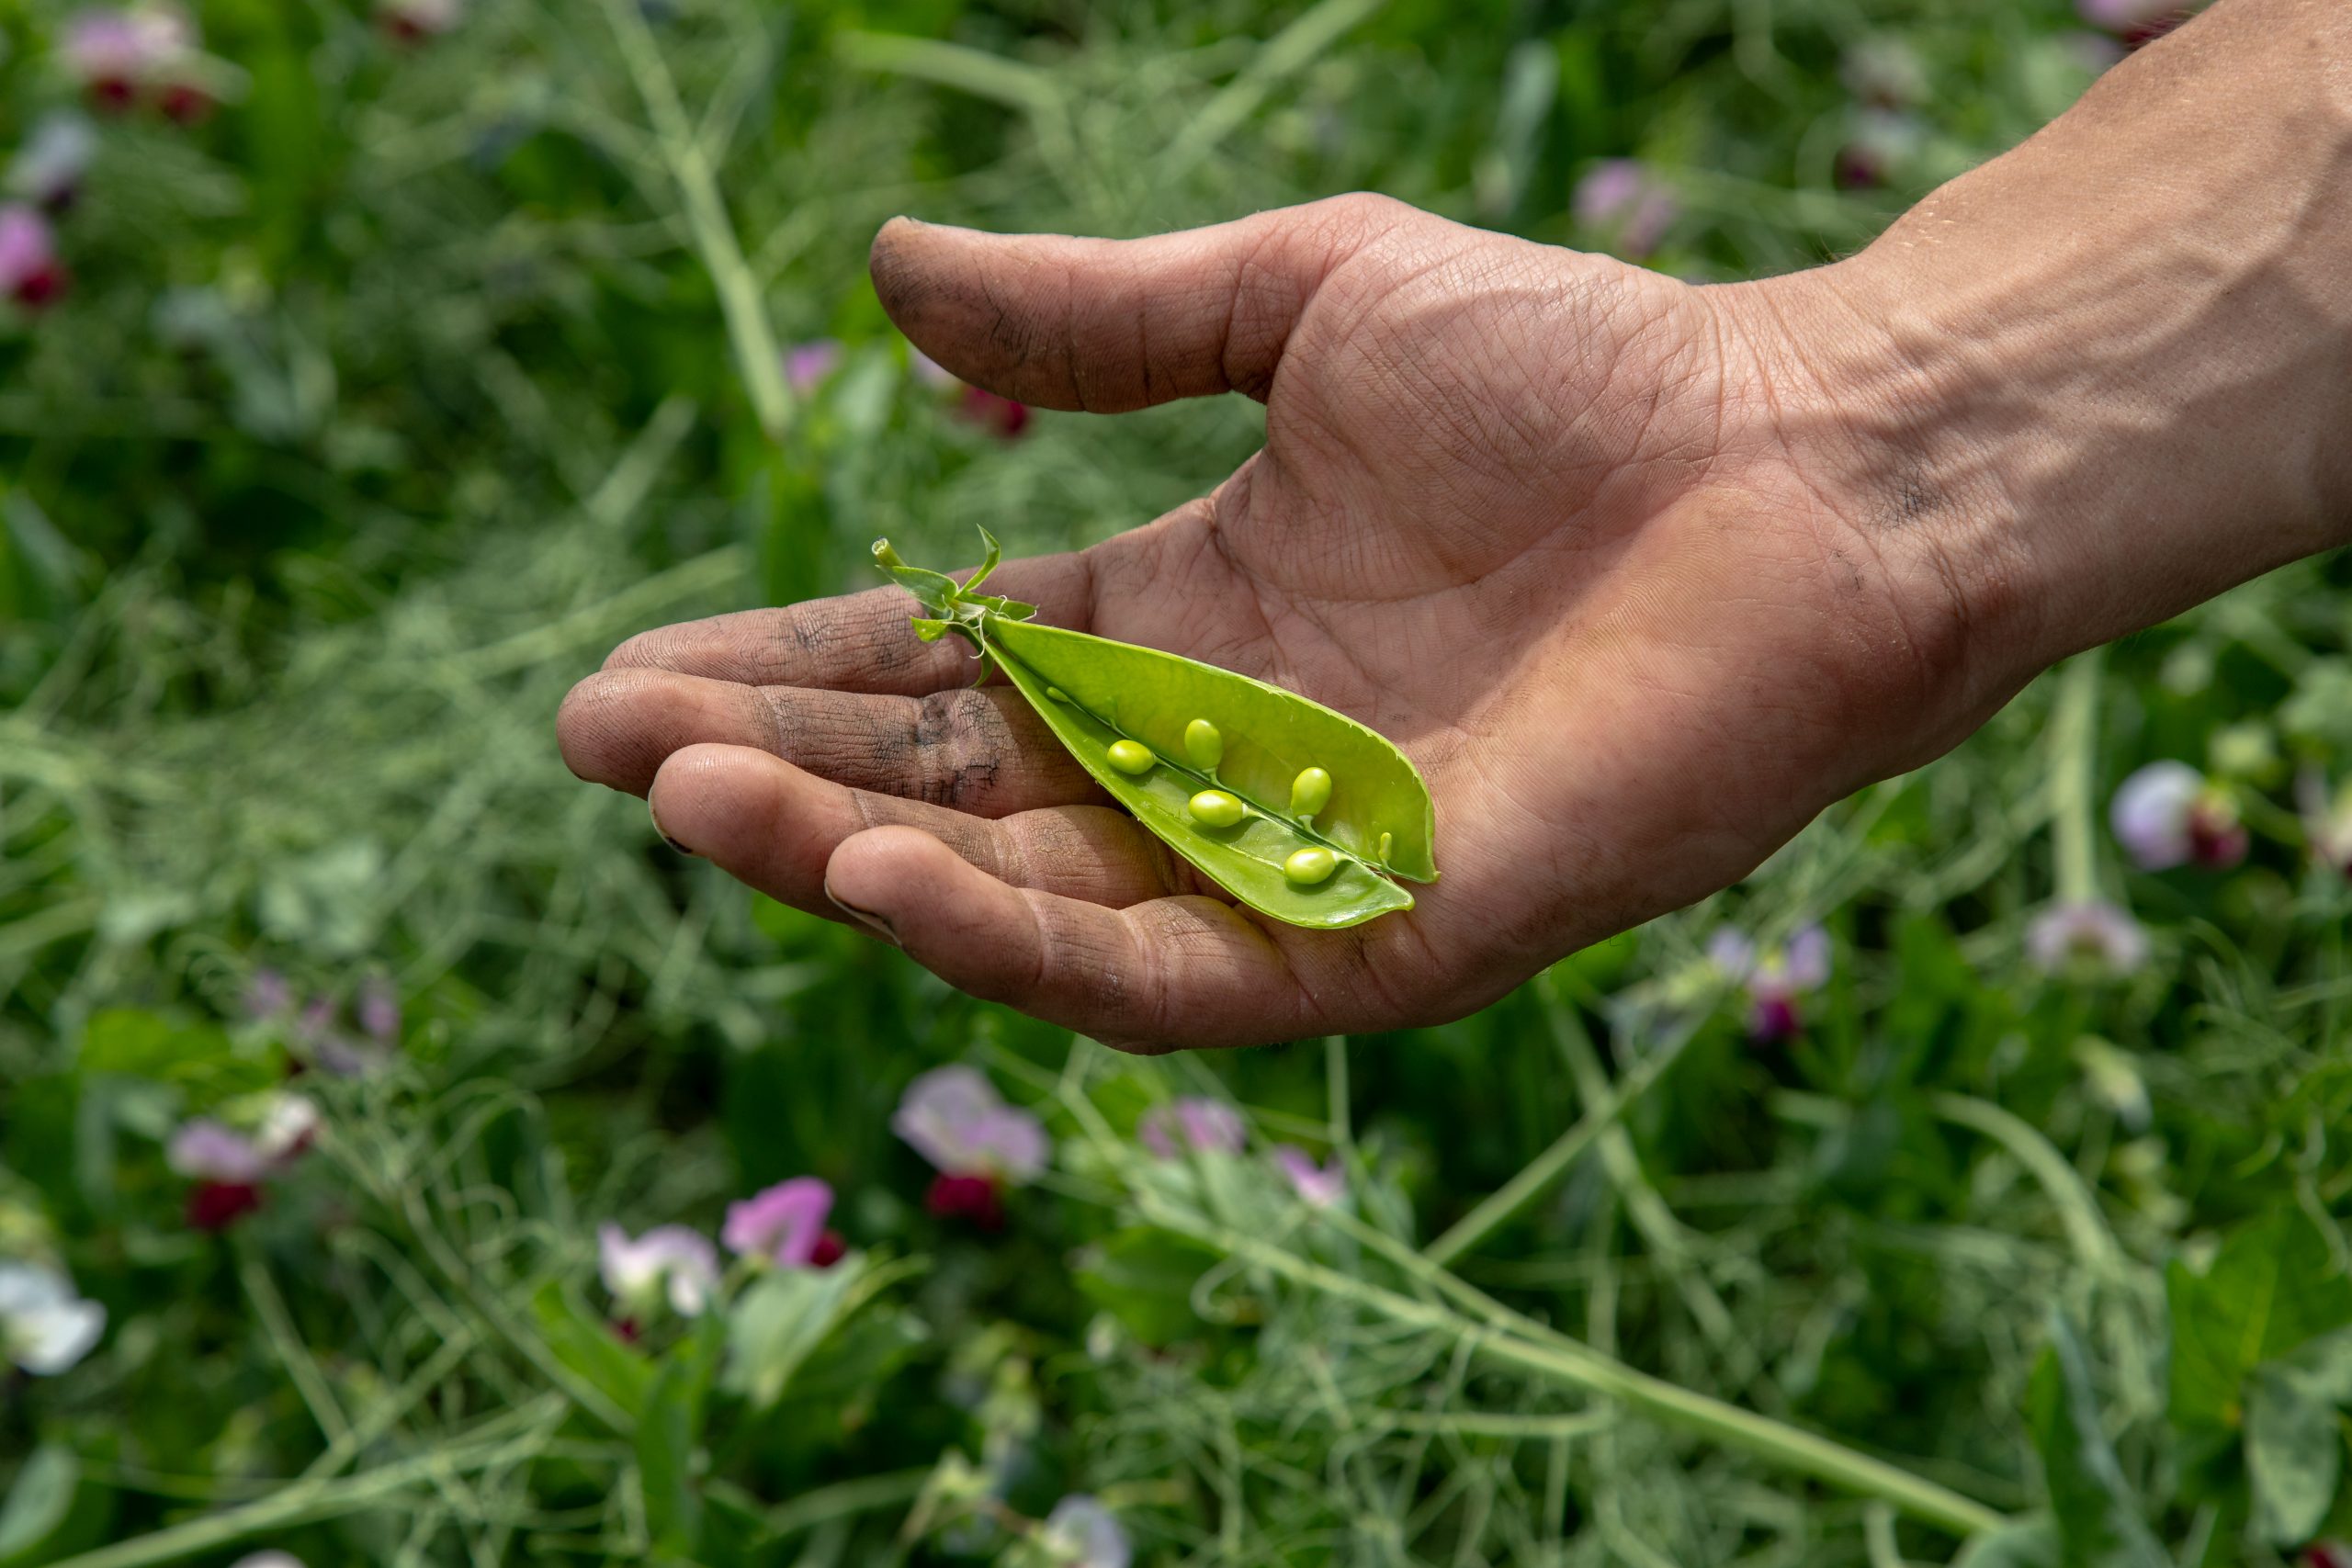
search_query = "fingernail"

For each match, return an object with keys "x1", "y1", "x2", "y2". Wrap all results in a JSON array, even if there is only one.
[
  {"x1": 650, "y1": 802, "x2": 694, "y2": 857},
  {"x1": 828, "y1": 892, "x2": 901, "y2": 947}
]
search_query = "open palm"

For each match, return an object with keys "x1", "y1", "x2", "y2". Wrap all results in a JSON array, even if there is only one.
[{"x1": 560, "y1": 195, "x2": 1991, "y2": 1050}]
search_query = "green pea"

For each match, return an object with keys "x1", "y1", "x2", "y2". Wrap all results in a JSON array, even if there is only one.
[
  {"x1": 1188, "y1": 789, "x2": 1245, "y2": 829},
  {"x1": 1290, "y1": 767, "x2": 1332, "y2": 821},
  {"x1": 1184, "y1": 719, "x2": 1224, "y2": 774},
  {"x1": 873, "y1": 529, "x2": 1438, "y2": 930},
  {"x1": 1283, "y1": 846, "x2": 1338, "y2": 886}
]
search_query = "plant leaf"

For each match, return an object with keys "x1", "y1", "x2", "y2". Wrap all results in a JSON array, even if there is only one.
[
  {"x1": 2245, "y1": 1359, "x2": 2344, "y2": 1547},
  {"x1": 2028, "y1": 1312, "x2": 2168, "y2": 1568},
  {"x1": 2168, "y1": 1210, "x2": 2352, "y2": 1434}
]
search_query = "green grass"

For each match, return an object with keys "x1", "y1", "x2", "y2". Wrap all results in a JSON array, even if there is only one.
[{"x1": 6, "y1": 0, "x2": 2351, "y2": 1563}]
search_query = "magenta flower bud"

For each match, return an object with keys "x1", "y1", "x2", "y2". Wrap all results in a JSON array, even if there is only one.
[
  {"x1": 1708, "y1": 923, "x2": 1830, "y2": 1042},
  {"x1": 2026, "y1": 899, "x2": 2151, "y2": 976},
  {"x1": 2076, "y1": 0, "x2": 2194, "y2": 48},
  {"x1": 721, "y1": 1176, "x2": 835, "y2": 1268},
  {"x1": 1139, "y1": 1097, "x2": 1246, "y2": 1158}
]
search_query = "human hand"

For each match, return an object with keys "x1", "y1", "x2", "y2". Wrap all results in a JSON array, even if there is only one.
[
  {"x1": 560, "y1": 194, "x2": 1998, "y2": 1049},
  {"x1": 561, "y1": 0, "x2": 2352, "y2": 1050}
]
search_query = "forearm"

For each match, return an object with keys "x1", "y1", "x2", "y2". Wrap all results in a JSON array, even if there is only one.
[{"x1": 1770, "y1": 0, "x2": 2352, "y2": 687}]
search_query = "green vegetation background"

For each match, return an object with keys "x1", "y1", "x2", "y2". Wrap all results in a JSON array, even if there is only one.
[{"x1": 6, "y1": 0, "x2": 2352, "y2": 1563}]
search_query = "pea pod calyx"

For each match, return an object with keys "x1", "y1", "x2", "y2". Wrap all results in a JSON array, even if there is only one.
[{"x1": 872, "y1": 532, "x2": 1438, "y2": 931}]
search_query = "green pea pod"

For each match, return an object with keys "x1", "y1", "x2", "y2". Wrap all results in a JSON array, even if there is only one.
[{"x1": 872, "y1": 531, "x2": 1438, "y2": 930}]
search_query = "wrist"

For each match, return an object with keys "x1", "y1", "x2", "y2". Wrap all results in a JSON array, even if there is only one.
[{"x1": 1739, "y1": 0, "x2": 2352, "y2": 694}]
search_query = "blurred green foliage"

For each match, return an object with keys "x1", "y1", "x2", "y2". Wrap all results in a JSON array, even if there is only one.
[{"x1": 5, "y1": 0, "x2": 2351, "y2": 1564}]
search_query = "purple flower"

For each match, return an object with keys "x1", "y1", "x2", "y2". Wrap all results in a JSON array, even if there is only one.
[
  {"x1": 892, "y1": 1066, "x2": 1049, "y2": 1183},
  {"x1": 2110, "y1": 761, "x2": 2246, "y2": 871},
  {"x1": 7, "y1": 115, "x2": 96, "y2": 212},
  {"x1": 1707, "y1": 924, "x2": 1831, "y2": 1042},
  {"x1": 722, "y1": 1176, "x2": 834, "y2": 1268},
  {"x1": 1272, "y1": 1145, "x2": 1345, "y2": 1208},
  {"x1": 168, "y1": 1119, "x2": 270, "y2": 1183},
  {"x1": 357, "y1": 977, "x2": 401, "y2": 1044},
  {"x1": 1039, "y1": 1495, "x2": 1131, "y2": 1568},
  {"x1": 785, "y1": 338, "x2": 843, "y2": 396},
  {"x1": 0, "y1": 1261, "x2": 105, "y2": 1375},
  {"x1": 243, "y1": 967, "x2": 293, "y2": 1019},
  {"x1": 597, "y1": 1223, "x2": 719, "y2": 1316},
  {"x1": 0, "y1": 206, "x2": 67, "y2": 309},
  {"x1": 2027, "y1": 899, "x2": 2150, "y2": 976},
  {"x1": 1574, "y1": 160, "x2": 1679, "y2": 257},
  {"x1": 1835, "y1": 108, "x2": 1925, "y2": 192},
  {"x1": 166, "y1": 1094, "x2": 317, "y2": 1185},
  {"x1": 1139, "y1": 1098, "x2": 1246, "y2": 1158}
]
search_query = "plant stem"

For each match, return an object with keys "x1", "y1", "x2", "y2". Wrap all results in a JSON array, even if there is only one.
[
  {"x1": 48, "y1": 1400, "x2": 564, "y2": 1568},
  {"x1": 1424, "y1": 1004, "x2": 1694, "y2": 1268},
  {"x1": 600, "y1": 0, "x2": 792, "y2": 445},
  {"x1": 1145, "y1": 1202, "x2": 2010, "y2": 1540},
  {"x1": 2050, "y1": 650, "x2": 2105, "y2": 906}
]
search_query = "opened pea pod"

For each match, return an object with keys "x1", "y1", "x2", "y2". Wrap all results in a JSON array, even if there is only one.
[{"x1": 872, "y1": 530, "x2": 1439, "y2": 930}]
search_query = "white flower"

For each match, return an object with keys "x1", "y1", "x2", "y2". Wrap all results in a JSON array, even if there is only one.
[
  {"x1": 0, "y1": 1260, "x2": 105, "y2": 1375},
  {"x1": 1039, "y1": 1495, "x2": 1130, "y2": 1568},
  {"x1": 597, "y1": 1224, "x2": 718, "y2": 1317},
  {"x1": 6, "y1": 114, "x2": 96, "y2": 209},
  {"x1": 2027, "y1": 899, "x2": 2150, "y2": 976}
]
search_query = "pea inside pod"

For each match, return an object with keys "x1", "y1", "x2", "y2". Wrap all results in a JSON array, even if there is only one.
[{"x1": 871, "y1": 530, "x2": 1439, "y2": 931}]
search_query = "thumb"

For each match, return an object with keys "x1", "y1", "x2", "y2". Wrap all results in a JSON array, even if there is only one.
[{"x1": 867, "y1": 193, "x2": 1413, "y2": 412}]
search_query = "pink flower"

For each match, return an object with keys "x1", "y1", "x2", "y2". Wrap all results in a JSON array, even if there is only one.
[
  {"x1": 1835, "y1": 109, "x2": 1924, "y2": 193},
  {"x1": 0, "y1": 207, "x2": 67, "y2": 310},
  {"x1": 956, "y1": 385, "x2": 1031, "y2": 439},
  {"x1": 722, "y1": 1176, "x2": 836, "y2": 1268},
  {"x1": 166, "y1": 1093, "x2": 319, "y2": 1229},
  {"x1": 1272, "y1": 1146, "x2": 1345, "y2": 1208},
  {"x1": 2302, "y1": 1544, "x2": 2352, "y2": 1568},
  {"x1": 1574, "y1": 160, "x2": 1679, "y2": 258},
  {"x1": 1707, "y1": 925, "x2": 1831, "y2": 1042},
  {"x1": 784, "y1": 339, "x2": 842, "y2": 396},
  {"x1": 892, "y1": 1066, "x2": 1049, "y2": 1183},
  {"x1": 1039, "y1": 1495, "x2": 1130, "y2": 1568},
  {"x1": 2110, "y1": 761, "x2": 2245, "y2": 871},
  {"x1": 7, "y1": 115, "x2": 96, "y2": 213},
  {"x1": 1139, "y1": 1098, "x2": 1245, "y2": 1159},
  {"x1": 2027, "y1": 899, "x2": 2150, "y2": 976},
  {"x1": 59, "y1": 7, "x2": 195, "y2": 107},
  {"x1": 597, "y1": 1223, "x2": 719, "y2": 1316}
]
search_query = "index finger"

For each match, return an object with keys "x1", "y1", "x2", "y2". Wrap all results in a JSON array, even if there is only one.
[{"x1": 604, "y1": 549, "x2": 1099, "y2": 695}]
